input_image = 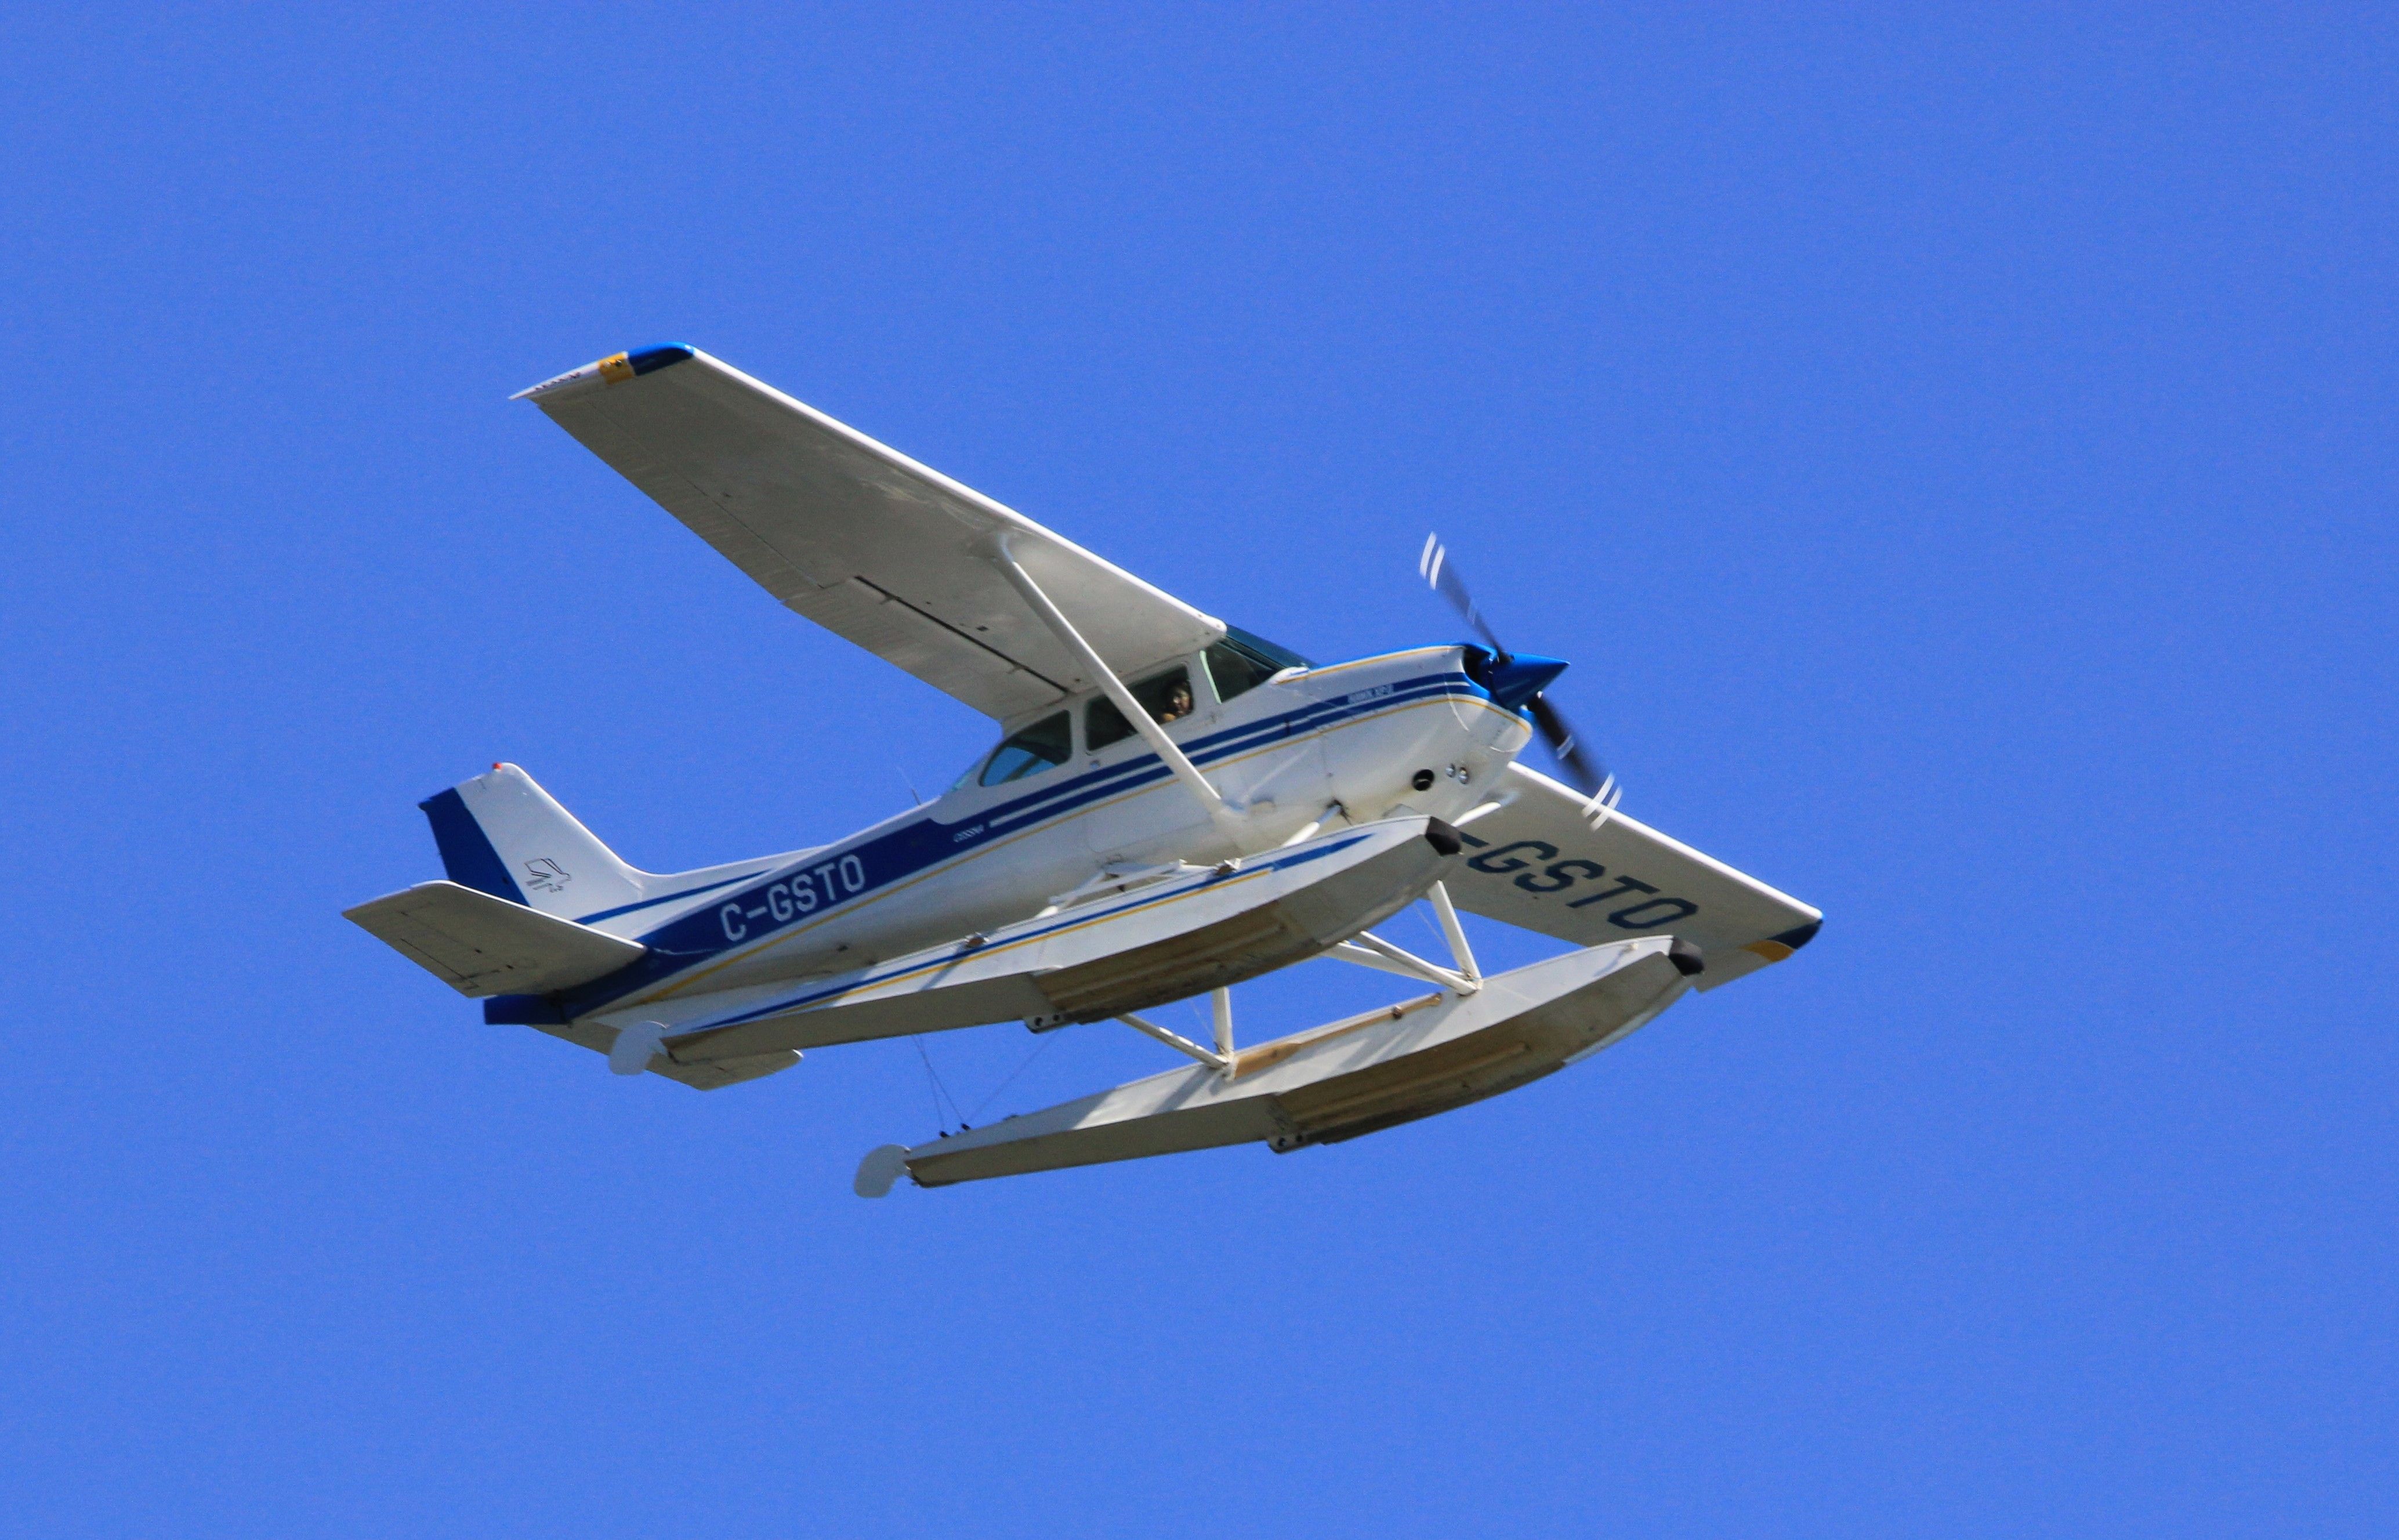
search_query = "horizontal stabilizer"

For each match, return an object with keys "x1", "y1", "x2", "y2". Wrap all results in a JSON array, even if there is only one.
[
  {"x1": 345, "y1": 880, "x2": 647, "y2": 997},
  {"x1": 860, "y1": 937, "x2": 1694, "y2": 1193}
]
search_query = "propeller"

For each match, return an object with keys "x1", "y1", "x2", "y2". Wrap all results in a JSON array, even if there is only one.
[{"x1": 1419, "y1": 532, "x2": 1622, "y2": 828}]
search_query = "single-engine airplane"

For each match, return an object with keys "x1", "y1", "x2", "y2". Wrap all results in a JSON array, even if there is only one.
[{"x1": 346, "y1": 344, "x2": 1821, "y2": 1196}]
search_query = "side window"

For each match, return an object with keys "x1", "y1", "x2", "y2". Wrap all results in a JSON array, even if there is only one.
[
  {"x1": 1086, "y1": 666, "x2": 1196, "y2": 752},
  {"x1": 977, "y1": 712, "x2": 1072, "y2": 787}
]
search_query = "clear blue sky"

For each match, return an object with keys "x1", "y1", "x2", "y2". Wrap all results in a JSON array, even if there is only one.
[{"x1": 3, "y1": 7, "x2": 2393, "y2": 1535}]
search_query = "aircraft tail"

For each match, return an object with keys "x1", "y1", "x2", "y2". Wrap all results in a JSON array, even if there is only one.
[{"x1": 417, "y1": 763, "x2": 647, "y2": 922}]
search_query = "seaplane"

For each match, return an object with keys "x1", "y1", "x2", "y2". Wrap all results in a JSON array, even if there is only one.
[{"x1": 345, "y1": 344, "x2": 1822, "y2": 1197}]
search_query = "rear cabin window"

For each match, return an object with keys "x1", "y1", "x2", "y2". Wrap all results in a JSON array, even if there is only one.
[
  {"x1": 1085, "y1": 666, "x2": 1196, "y2": 752},
  {"x1": 977, "y1": 712, "x2": 1072, "y2": 787}
]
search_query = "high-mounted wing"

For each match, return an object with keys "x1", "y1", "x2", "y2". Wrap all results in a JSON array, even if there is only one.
[
  {"x1": 1445, "y1": 763, "x2": 1822, "y2": 991},
  {"x1": 517, "y1": 345, "x2": 1223, "y2": 720}
]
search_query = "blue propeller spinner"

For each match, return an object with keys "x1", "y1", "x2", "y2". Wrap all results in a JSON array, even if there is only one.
[
  {"x1": 1419, "y1": 533, "x2": 1621, "y2": 822},
  {"x1": 1480, "y1": 652, "x2": 1569, "y2": 712}
]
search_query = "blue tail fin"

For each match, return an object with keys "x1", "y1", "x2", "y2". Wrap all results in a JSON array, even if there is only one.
[
  {"x1": 419, "y1": 787, "x2": 526, "y2": 903},
  {"x1": 418, "y1": 764, "x2": 647, "y2": 921}
]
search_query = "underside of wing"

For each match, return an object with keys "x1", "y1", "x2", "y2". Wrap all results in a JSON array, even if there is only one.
[
  {"x1": 517, "y1": 345, "x2": 1223, "y2": 719},
  {"x1": 1445, "y1": 764, "x2": 1822, "y2": 990}
]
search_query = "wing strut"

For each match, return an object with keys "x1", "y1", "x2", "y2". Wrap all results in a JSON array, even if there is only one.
[{"x1": 994, "y1": 538, "x2": 1237, "y2": 831}]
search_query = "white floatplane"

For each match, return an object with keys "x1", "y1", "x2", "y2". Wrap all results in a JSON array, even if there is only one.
[{"x1": 346, "y1": 345, "x2": 1822, "y2": 1195}]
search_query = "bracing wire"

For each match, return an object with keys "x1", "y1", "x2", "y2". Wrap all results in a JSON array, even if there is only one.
[
  {"x1": 913, "y1": 1036, "x2": 964, "y2": 1131},
  {"x1": 966, "y1": 1032, "x2": 1060, "y2": 1126}
]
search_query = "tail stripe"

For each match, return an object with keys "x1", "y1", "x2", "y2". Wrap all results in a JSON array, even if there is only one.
[{"x1": 419, "y1": 788, "x2": 528, "y2": 904}]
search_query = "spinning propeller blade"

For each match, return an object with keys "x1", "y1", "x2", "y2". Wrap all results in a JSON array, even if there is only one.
[
  {"x1": 1419, "y1": 532, "x2": 1622, "y2": 827},
  {"x1": 1418, "y1": 532, "x2": 1507, "y2": 654},
  {"x1": 1526, "y1": 694, "x2": 1619, "y2": 822}
]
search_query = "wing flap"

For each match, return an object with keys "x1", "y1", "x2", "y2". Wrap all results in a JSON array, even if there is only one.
[
  {"x1": 523, "y1": 346, "x2": 1222, "y2": 719},
  {"x1": 787, "y1": 577, "x2": 1064, "y2": 720},
  {"x1": 345, "y1": 880, "x2": 647, "y2": 997},
  {"x1": 1447, "y1": 764, "x2": 1821, "y2": 990}
]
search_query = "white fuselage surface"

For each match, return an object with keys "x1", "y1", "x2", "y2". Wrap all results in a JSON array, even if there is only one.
[{"x1": 502, "y1": 646, "x2": 1526, "y2": 1039}]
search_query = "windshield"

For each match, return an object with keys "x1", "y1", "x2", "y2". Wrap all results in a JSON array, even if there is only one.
[
  {"x1": 1206, "y1": 628, "x2": 1311, "y2": 703},
  {"x1": 976, "y1": 711, "x2": 1072, "y2": 787}
]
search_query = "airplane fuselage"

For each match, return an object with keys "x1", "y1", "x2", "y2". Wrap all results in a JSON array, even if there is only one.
[{"x1": 497, "y1": 644, "x2": 1530, "y2": 1037}]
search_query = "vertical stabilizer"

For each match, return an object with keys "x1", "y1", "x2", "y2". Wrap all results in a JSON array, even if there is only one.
[{"x1": 418, "y1": 764, "x2": 647, "y2": 921}]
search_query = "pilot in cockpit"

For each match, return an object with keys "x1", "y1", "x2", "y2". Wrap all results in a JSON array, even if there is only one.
[{"x1": 1157, "y1": 680, "x2": 1195, "y2": 725}]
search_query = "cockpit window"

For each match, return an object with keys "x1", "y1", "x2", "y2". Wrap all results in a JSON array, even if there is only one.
[
  {"x1": 1086, "y1": 666, "x2": 1195, "y2": 752},
  {"x1": 1204, "y1": 628, "x2": 1309, "y2": 704},
  {"x1": 977, "y1": 711, "x2": 1072, "y2": 787}
]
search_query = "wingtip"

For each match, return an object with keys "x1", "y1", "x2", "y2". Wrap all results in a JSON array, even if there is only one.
[
  {"x1": 511, "y1": 342, "x2": 698, "y2": 402},
  {"x1": 1742, "y1": 919, "x2": 1823, "y2": 964}
]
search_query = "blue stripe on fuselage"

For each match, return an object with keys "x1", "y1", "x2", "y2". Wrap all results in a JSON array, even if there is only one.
[
  {"x1": 547, "y1": 666, "x2": 1488, "y2": 1016},
  {"x1": 572, "y1": 871, "x2": 756, "y2": 926}
]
